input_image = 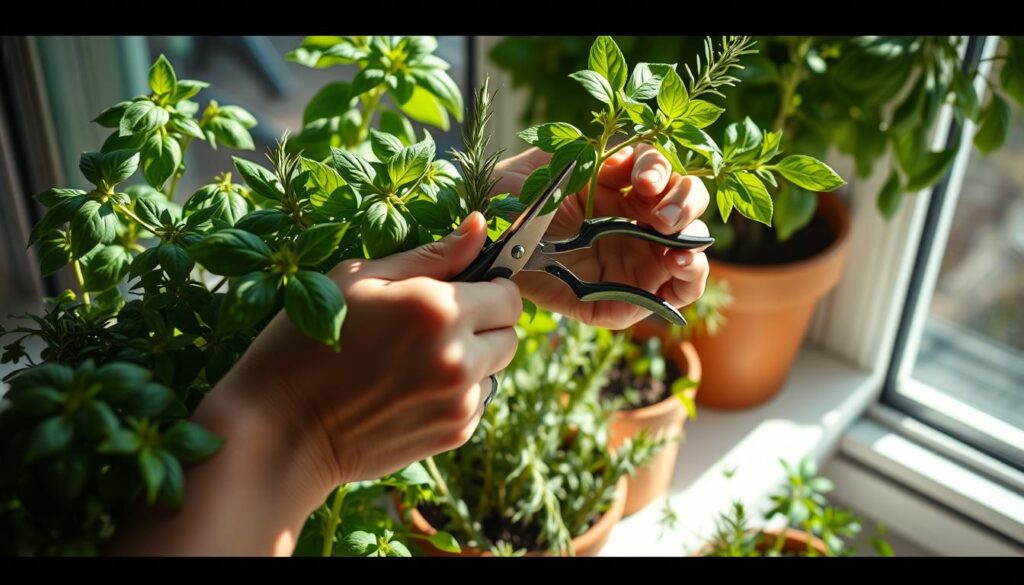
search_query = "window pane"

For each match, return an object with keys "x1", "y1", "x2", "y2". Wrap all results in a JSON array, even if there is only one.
[{"x1": 906, "y1": 99, "x2": 1024, "y2": 461}]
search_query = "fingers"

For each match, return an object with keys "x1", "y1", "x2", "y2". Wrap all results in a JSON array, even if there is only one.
[
  {"x1": 649, "y1": 175, "x2": 711, "y2": 235},
  {"x1": 631, "y1": 143, "x2": 671, "y2": 200},
  {"x1": 472, "y1": 327, "x2": 519, "y2": 378},
  {"x1": 657, "y1": 222, "x2": 711, "y2": 309},
  {"x1": 453, "y1": 278, "x2": 523, "y2": 333},
  {"x1": 596, "y1": 146, "x2": 635, "y2": 190}
]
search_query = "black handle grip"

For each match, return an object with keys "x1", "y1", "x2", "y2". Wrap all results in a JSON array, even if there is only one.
[
  {"x1": 544, "y1": 264, "x2": 686, "y2": 326},
  {"x1": 449, "y1": 240, "x2": 512, "y2": 282},
  {"x1": 549, "y1": 217, "x2": 715, "y2": 253}
]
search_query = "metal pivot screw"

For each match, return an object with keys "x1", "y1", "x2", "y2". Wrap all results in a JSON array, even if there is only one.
[{"x1": 511, "y1": 244, "x2": 526, "y2": 259}]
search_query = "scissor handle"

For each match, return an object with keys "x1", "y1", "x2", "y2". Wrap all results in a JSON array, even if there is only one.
[
  {"x1": 547, "y1": 217, "x2": 714, "y2": 254},
  {"x1": 449, "y1": 240, "x2": 512, "y2": 282},
  {"x1": 543, "y1": 263, "x2": 686, "y2": 326}
]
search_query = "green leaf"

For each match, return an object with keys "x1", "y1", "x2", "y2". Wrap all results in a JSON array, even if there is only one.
[
  {"x1": 124, "y1": 382, "x2": 176, "y2": 418},
  {"x1": 589, "y1": 36, "x2": 627, "y2": 91},
  {"x1": 1001, "y1": 36, "x2": 1024, "y2": 109},
  {"x1": 219, "y1": 271, "x2": 281, "y2": 333},
  {"x1": 171, "y1": 80, "x2": 208, "y2": 103},
  {"x1": 161, "y1": 421, "x2": 224, "y2": 463},
  {"x1": 6, "y1": 386, "x2": 63, "y2": 416},
  {"x1": 119, "y1": 99, "x2": 168, "y2": 137},
  {"x1": 98, "y1": 429, "x2": 142, "y2": 455},
  {"x1": 518, "y1": 166, "x2": 550, "y2": 206},
  {"x1": 36, "y1": 230, "x2": 73, "y2": 276},
  {"x1": 760, "y1": 130, "x2": 783, "y2": 162},
  {"x1": 218, "y1": 105, "x2": 257, "y2": 128},
  {"x1": 406, "y1": 199, "x2": 452, "y2": 230},
  {"x1": 294, "y1": 223, "x2": 348, "y2": 266},
  {"x1": 387, "y1": 132, "x2": 435, "y2": 188},
  {"x1": 723, "y1": 172, "x2": 773, "y2": 225},
  {"x1": 188, "y1": 229, "x2": 272, "y2": 276},
  {"x1": 94, "y1": 362, "x2": 153, "y2": 405},
  {"x1": 773, "y1": 184, "x2": 816, "y2": 242},
  {"x1": 362, "y1": 201, "x2": 409, "y2": 259},
  {"x1": 235, "y1": 209, "x2": 292, "y2": 235},
  {"x1": 70, "y1": 200, "x2": 119, "y2": 258},
  {"x1": 876, "y1": 170, "x2": 903, "y2": 219},
  {"x1": 352, "y1": 67, "x2": 387, "y2": 96},
  {"x1": 626, "y1": 62, "x2": 674, "y2": 101},
  {"x1": 386, "y1": 539, "x2": 411, "y2": 557},
  {"x1": 657, "y1": 68, "x2": 688, "y2": 120},
  {"x1": 670, "y1": 377, "x2": 699, "y2": 420},
  {"x1": 570, "y1": 70, "x2": 615, "y2": 106},
  {"x1": 723, "y1": 118, "x2": 763, "y2": 163},
  {"x1": 141, "y1": 133, "x2": 182, "y2": 189},
  {"x1": 168, "y1": 113, "x2": 204, "y2": 139},
  {"x1": 26, "y1": 416, "x2": 73, "y2": 461},
  {"x1": 80, "y1": 244, "x2": 132, "y2": 291},
  {"x1": 138, "y1": 449, "x2": 165, "y2": 504},
  {"x1": 388, "y1": 72, "x2": 416, "y2": 105},
  {"x1": 157, "y1": 449, "x2": 185, "y2": 509},
  {"x1": 303, "y1": 82, "x2": 353, "y2": 125},
  {"x1": 773, "y1": 155, "x2": 846, "y2": 192},
  {"x1": 679, "y1": 99, "x2": 724, "y2": 129},
  {"x1": 330, "y1": 148, "x2": 377, "y2": 193},
  {"x1": 521, "y1": 298, "x2": 538, "y2": 323},
  {"x1": 149, "y1": 55, "x2": 177, "y2": 96},
  {"x1": 79, "y1": 152, "x2": 105, "y2": 185},
  {"x1": 285, "y1": 270, "x2": 347, "y2": 348},
  {"x1": 668, "y1": 124, "x2": 722, "y2": 174},
  {"x1": 974, "y1": 94, "x2": 1010, "y2": 154},
  {"x1": 158, "y1": 243, "x2": 194, "y2": 282},
  {"x1": 904, "y1": 148, "x2": 957, "y2": 192},
  {"x1": 380, "y1": 107, "x2": 417, "y2": 145},
  {"x1": 411, "y1": 68, "x2": 463, "y2": 123},
  {"x1": 232, "y1": 157, "x2": 284, "y2": 201},
  {"x1": 426, "y1": 531, "x2": 461, "y2": 554},
  {"x1": 75, "y1": 399, "x2": 119, "y2": 439},
  {"x1": 952, "y1": 70, "x2": 980, "y2": 121},
  {"x1": 343, "y1": 531, "x2": 380, "y2": 556},
  {"x1": 207, "y1": 116, "x2": 255, "y2": 151},
  {"x1": 517, "y1": 122, "x2": 584, "y2": 154},
  {"x1": 93, "y1": 101, "x2": 130, "y2": 128},
  {"x1": 652, "y1": 135, "x2": 686, "y2": 175},
  {"x1": 369, "y1": 129, "x2": 405, "y2": 161}
]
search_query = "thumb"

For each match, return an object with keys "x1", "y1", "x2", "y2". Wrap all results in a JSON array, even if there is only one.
[{"x1": 361, "y1": 211, "x2": 488, "y2": 282}]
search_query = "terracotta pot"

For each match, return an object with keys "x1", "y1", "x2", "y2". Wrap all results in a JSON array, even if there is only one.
[
  {"x1": 398, "y1": 476, "x2": 627, "y2": 557},
  {"x1": 609, "y1": 319, "x2": 701, "y2": 516},
  {"x1": 691, "y1": 191, "x2": 851, "y2": 409},
  {"x1": 695, "y1": 528, "x2": 829, "y2": 556}
]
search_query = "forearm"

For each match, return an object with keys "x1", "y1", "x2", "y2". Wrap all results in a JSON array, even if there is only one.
[{"x1": 108, "y1": 368, "x2": 328, "y2": 556}]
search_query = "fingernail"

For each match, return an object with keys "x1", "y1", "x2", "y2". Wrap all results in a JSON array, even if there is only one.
[
  {"x1": 675, "y1": 253, "x2": 692, "y2": 267},
  {"x1": 656, "y1": 204, "x2": 682, "y2": 225},
  {"x1": 453, "y1": 214, "x2": 476, "y2": 237},
  {"x1": 639, "y1": 169, "x2": 663, "y2": 186}
]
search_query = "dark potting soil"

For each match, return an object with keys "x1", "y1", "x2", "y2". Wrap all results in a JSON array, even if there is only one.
[
  {"x1": 711, "y1": 213, "x2": 836, "y2": 266},
  {"x1": 418, "y1": 502, "x2": 601, "y2": 553},
  {"x1": 600, "y1": 357, "x2": 682, "y2": 411}
]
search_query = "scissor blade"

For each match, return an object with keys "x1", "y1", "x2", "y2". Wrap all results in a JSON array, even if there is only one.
[{"x1": 489, "y1": 161, "x2": 576, "y2": 277}]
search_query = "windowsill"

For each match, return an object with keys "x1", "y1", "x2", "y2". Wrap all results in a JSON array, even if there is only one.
[{"x1": 599, "y1": 344, "x2": 882, "y2": 556}]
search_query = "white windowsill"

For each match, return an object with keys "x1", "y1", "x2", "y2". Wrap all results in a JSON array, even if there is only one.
[{"x1": 600, "y1": 344, "x2": 882, "y2": 556}]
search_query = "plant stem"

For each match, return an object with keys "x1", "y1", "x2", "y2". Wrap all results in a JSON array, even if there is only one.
[
  {"x1": 320, "y1": 484, "x2": 349, "y2": 557},
  {"x1": 115, "y1": 204, "x2": 161, "y2": 234},
  {"x1": 73, "y1": 260, "x2": 91, "y2": 305},
  {"x1": 773, "y1": 39, "x2": 811, "y2": 132},
  {"x1": 423, "y1": 456, "x2": 493, "y2": 550},
  {"x1": 356, "y1": 88, "x2": 385, "y2": 145},
  {"x1": 167, "y1": 136, "x2": 194, "y2": 201}
]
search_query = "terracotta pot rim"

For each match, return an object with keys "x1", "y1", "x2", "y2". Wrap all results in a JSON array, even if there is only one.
[
  {"x1": 401, "y1": 476, "x2": 628, "y2": 556},
  {"x1": 694, "y1": 527, "x2": 829, "y2": 557},
  {"x1": 611, "y1": 339, "x2": 701, "y2": 423},
  {"x1": 709, "y1": 191, "x2": 851, "y2": 275}
]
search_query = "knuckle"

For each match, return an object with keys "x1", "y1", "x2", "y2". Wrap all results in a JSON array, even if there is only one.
[
  {"x1": 442, "y1": 391, "x2": 479, "y2": 426},
  {"x1": 435, "y1": 344, "x2": 474, "y2": 389},
  {"x1": 401, "y1": 281, "x2": 459, "y2": 327},
  {"x1": 445, "y1": 423, "x2": 478, "y2": 450}
]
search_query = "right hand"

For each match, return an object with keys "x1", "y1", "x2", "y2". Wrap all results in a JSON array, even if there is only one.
[{"x1": 201, "y1": 210, "x2": 520, "y2": 498}]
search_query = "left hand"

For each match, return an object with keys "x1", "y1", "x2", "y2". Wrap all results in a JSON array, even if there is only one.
[{"x1": 494, "y1": 144, "x2": 712, "y2": 329}]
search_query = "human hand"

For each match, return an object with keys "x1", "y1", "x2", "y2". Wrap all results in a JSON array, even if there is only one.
[{"x1": 494, "y1": 144, "x2": 711, "y2": 329}]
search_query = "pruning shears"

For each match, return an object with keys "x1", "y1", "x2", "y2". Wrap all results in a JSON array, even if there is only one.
[{"x1": 451, "y1": 160, "x2": 714, "y2": 404}]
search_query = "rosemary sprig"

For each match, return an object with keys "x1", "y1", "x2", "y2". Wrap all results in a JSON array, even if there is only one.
[
  {"x1": 684, "y1": 36, "x2": 758, "y2": 99},
  {"x1": 449, "y1": 75, "x2": 504, "y2": 216}
]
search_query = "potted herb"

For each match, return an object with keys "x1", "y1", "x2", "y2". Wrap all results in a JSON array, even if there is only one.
[
  {"x1": 0, "y1": 37, "x2": 471, "y2": 556},
  {"x1": 492, "y1": 35, "x2": 1024, "y2": 409},
  {"x1": 603, "y1": 277, "x2": 731, "y2": 516},
  {"x1": 396, "y1": 311, "x2": 660, "y2": 556},
  {"x1": 698, "y1": 459, "x2": 894, "y2": 557}
]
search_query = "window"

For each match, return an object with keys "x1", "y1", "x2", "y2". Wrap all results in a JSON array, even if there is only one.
[{"x1": 883, "y1": 36, "x2": 1024, "y2": 470}]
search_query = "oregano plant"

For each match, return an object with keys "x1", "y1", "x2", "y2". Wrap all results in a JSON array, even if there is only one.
[{"x1": 516, "y1": 36, "x2": 846, "y2": 228}]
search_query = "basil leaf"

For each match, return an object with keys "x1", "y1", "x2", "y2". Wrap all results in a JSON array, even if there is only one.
[
  {"x1": 773, "y1": 183, "x2": 816, "y2": 242},
  {"x1": 188, "y1": 229, "x2": 272, "y2": 276},
  {"x1": 361, "y1": 200, "x2": 409, "y2": 259},
  {"x1": 161, "y1": 421, "x2": 224, "y2": 463},
  {"x1": 233, "y1": 157, "x2": 284, "y2": 201},
  {"x1": 517, "y1": 123, "x2": 584, "y2": 153},
  {"x1": 80, "y1": 244, "x2": 132, "y2": 291},
  {"x1": 141, "y1": 133, "x2": 182, "y2": 189},
  {"x1": 149, "y1": 54, "x2": 177, "y2": 96},
  {"x1": 773, "y1": 155, "x2": 846, "y2": 192},
  {"x1": 70, "y1": 201, "x2": 120, "y2": 259},
  {"x1": 119, "y1": 100, "x2": 168, "y2": 137},
  {"x1": 570, "y1": 70, "x2": 614, "y2": 106},
  {"x1": 294, "y1": 223, "x2": 348, "y2": 266},
  {"x1": 284, "y1": 270, "x2": 347, "y2": 349},
  {"x1": 589, "y1": 36, "x2": 627, "y2": 91},
  {"x1": 657, "y1": 68, "x2": 688, "y2": 120},
  {"x1": 219, "y1": 271, "x2": 281, "y2": 333}
]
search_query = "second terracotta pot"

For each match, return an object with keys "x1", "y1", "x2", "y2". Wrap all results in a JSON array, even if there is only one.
[
  {"x1": 609, "y1": 319, "x2": 702, "y2": 516},
  {"x1": 399, "y1": 476, "x2": 628, "y2": 557},
  {"x1": 695, "y1": 528, "x2": 829, "y2": 556},
  {"x1": 691, "y1": 192, "x2": 851, "y2": 409}
]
